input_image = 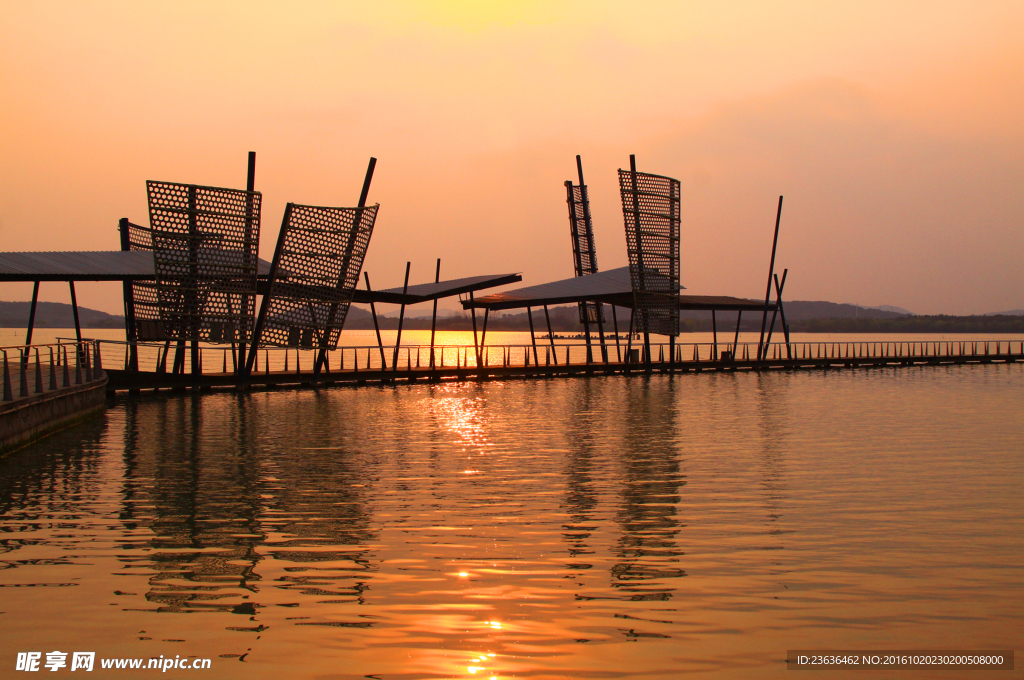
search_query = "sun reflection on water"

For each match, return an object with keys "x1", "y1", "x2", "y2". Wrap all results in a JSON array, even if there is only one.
[{"x1": 0, "y1": 367, "x2": 1021, "y2": 678}]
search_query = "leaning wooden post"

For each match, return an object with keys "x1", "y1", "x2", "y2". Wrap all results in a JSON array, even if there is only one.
[
  {"x1": 732, "y1": 311, "x2": 743, "y2": 358},
  {"x1": 773, "y1": 270, "x2": 793, "y2": 358},
  {"x1": 527, "y1": 306, "x2": 539, "y2": 365},
  {"x1": 611, "y1": 305, "x2": 622, "y2": 362},
  {"x1": 118, "y1": 218, "x2": 139, "y2": 372},
  {"x1": 757, "y1": 196, "x2": 784, "y2": 361},
  {"x1": 24, "y1": 280, "x2": 40, "y2": 351},
  {"x1": 628, "y1": 155, "x2": 652, "y2": 373},
  {"x1": 185, "y1": 185, "x2": 202, "y2": 383},
  {"x1": 237, "y1": 151, "x2": 256, "y2": 375},
  {"x1": 313, "y1": 157, "x2": 377, "y2": 378},
  {"x1": 479, "y1": 308, "x2": 490, "y2": 373},
  {"x1": 392, "y1": 262, "x2": 411, "y2": 372},
  {"x1": 543, "y1": 305, "x2": 557, "y2": 365},
  {"x1": 429, "y1": 258, "x2": 440, "y2": 368},
  {"x1": 470, "y1": 290, "x2": 480, "y2": 368},
  {"x1": 764, "y1": 269, "x2": 788, "y2": 354},
  {"x1": 243, "y1": 203, "x2": 292, "y2": 382},
  {"x1": 363, "y1": 272, "x2": 387, "y2": 370},
  {"x1": 624, "y1": 307, "x2": 635, "y2": 373}
]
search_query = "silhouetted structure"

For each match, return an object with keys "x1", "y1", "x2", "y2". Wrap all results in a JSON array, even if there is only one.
[
  {"x1": 245, "y1": 158, "x2": 378, "y2": 383},
  {"x1": 146, "y1": 180, "x2": 262, "y2": 378},
  {"x1": 565, "y1": 156, "x2": 608, "y2": 362}
]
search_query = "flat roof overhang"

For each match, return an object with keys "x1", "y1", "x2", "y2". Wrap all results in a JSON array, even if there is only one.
[
  {"x1": 350, "y1": 273, "x2": 522, "y2": 305},
  {"x1": 0, "y1": 251, "x2": 521, "y2": 305},
  {"x1": 461, "y1": 266, "x2": 775, "y2": 313},
  {"x1": 0, "y1": 250, "x2": 275, "y2": 282}
]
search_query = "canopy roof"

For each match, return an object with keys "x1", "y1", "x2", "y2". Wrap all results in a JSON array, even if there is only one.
[
  {"x1": 0, "y1": 251, "x2": 520, "y2": 306},
  {"x1": 0, "y1": 250, "x2": 275, "y2": 282},
  {"x1": 462, "y1": 266, "x2": 672, "y2": 310},
  {"x1": 351, "y1": 273, "x2": 522, "y2": 305},
  {"x1": 462, "y1": 265, "x2": 774, "y2": 312}
]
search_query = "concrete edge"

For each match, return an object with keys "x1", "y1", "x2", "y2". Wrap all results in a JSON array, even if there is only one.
[{"x1": 0, "y1": 377, "x2": 108, "y2": 458}]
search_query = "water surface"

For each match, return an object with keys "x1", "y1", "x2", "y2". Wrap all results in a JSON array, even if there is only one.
[{"x1": 0, "y1": 363, "x2": 1021, "y2": 678}]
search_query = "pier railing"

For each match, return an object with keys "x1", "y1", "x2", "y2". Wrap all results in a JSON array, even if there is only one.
[
  {"x1": 1, "y1": 340, "x2": 104, "y2": 402},
  {"x1": 93, "y1": 337, "x2": 1023, "y2": 378}
]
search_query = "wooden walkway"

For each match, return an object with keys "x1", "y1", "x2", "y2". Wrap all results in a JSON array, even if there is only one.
[{"x1": 105, "y1": 343, "x2": 1023, "y2": 392}]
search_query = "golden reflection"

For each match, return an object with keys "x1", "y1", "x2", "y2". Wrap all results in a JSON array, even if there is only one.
[{"x1": 428, "y1": 390, "x2": 493, "y2": 454}]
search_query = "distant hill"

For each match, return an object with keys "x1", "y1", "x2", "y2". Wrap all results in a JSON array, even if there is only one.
[
  {"x1": 750, "y1": 301, "x2": 909, "y2": 321},
  {"x1": 869, "y1": 304, "x2": 914, "y2": 315},
  {"x1": 985, "y1": 309, "x2": 1024, "y2": 316},
  {"x1": 5, "y1": 299, "x2": 1020, "y2": 334},
  {"x1": 0, "y1": 301, "x2": 124, "y2": 328}
]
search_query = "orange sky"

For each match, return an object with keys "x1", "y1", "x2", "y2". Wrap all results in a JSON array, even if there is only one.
[{"x1": 1, "y1": 1, "x2": 1022, "y2": 315}]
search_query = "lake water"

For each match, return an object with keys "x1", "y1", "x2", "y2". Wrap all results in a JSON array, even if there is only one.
[{"x1": 0, "y1": 358, "x2": 1021, "y2": 678}]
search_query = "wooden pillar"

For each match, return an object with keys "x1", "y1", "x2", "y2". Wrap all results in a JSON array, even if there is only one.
[
  {"x1": 237, "y1": 151, "x2": 256, "y2": 375},
  {"x1": 758, "y1": 196, "x2": 784, "y2": 361},
  {"x1": 543, "y1": 305, "x2": 557, "y2": 365},
  {"x1": 629, "y1": 155, "x2": 652, "y2": 374},
  {"x1": 25, "y1": 281, "x2": 40, "y2": 347},
  {"x1": 429, "y1": 258, "x2": 440, "y2": 368},
  {"x1": 243, "y1": 203, "x2": 292, "y2": 382},
  {"x1": 611, "y1": 305, "x2": 622, "y2": 362},
  {"x1": 363, "y1": 273, "x2": 387, "y2": 370},
  {"x1": 712, "y1": 310, "x2": 718, "y2": 360},
  {"x1": 118, "y1": 218, "x2": 139, "y2": 372},
  {"x1": 479, "y1": 308, "x2": 489, "y2": 370},
  {"x1": 732, "y1": 310, "x2": 742, "y2": 358},
  {"x1": 470, "y1": 291, "x2": 480, "y2": 368},
  {"x1": 527, "y1": 306, "x2": 539, "y2": 365},
  {"x1": 392, "y1": 262, "x2": 411, "y2": 372}
]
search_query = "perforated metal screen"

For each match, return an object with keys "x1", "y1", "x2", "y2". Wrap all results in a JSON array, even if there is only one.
[
  {"x1": 123, "y1": 221, "x2": 166, "y2": 341},
  {"x1": 618, "y1": 169, "x2": 681, "y2": 337},
  {"x1": 146, "y1": 181, "x2": 262, "y2": 345},
  {"x1": 565, "y1": 181, "x2": 604, "y2": 325},
  {"x1": 259, "y1": 202, "x2": 378, "y2": 349}
]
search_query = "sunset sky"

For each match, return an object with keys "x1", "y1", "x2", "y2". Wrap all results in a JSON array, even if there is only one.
[{"x1": 1, "y1": 1, "x2": 1021, "y2": 315}]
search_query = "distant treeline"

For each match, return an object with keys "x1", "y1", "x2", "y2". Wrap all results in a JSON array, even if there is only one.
[
  {"x1": 787, "y1": 315, "x2": 1024, "y2": 334},
  {"x1": 345, "y1": 305, "x2": 615, "y2": 332},
  {"x1": 351, "y1": 309, "x2": 1024, "y2": 334},
  {"x1": 4, "y1": 299, "x2": 1021, "y2": 334},
  {"x1": 0, "y1": 301, "x2": 124, "y2": 329}
]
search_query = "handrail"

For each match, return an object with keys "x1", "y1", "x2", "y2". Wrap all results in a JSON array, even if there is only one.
[
  {"x1": 1, "y1": 339, "x2": 103, "y2": 402},
  {"x1": 89, "y1": 336, "x2": 1024, "y2": 378}
]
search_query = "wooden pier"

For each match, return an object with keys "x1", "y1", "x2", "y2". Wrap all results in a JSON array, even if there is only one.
[{"x1": 102, "y1": 339, "x2": 1023, "y2": 393}]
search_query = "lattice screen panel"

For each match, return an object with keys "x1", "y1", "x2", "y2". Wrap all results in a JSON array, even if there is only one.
[
  {"x1": 122, "y1": 221, "x2": 166, "y2": 341},
  {"x1": 259, "y1": 203, "x2": 378, "y2": 349},
  {"x1": 565, "y1": 181, "x2": 604, "y2": 325},
  {"x1": 146, "y1": 181, "x2": 261, "y2": 344},
  {"x1": 618, "y1": 169, "x2": 681, "y2": 337}
]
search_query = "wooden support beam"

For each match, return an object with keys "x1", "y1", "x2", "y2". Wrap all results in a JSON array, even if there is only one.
[
  {"x1": 758, "y1": 196, "x2": 784, "y2": 361},
  {"x1": 429, "y1": 258, "x2": 440, "y2": 368},
  {"x1": 543, "y1": 304, "x2": 557, "y2": 365},
  {"x1": 393, "y1": 262, "x2": 411, "y2": 372},
  {"x1": 364, "y1": 273, "x2": 387, "y2": 370},
  {"x1": 25, "y1": 281, "x2": 39, "y2": 348},
  {"x1": 237, "y1": 150, "x2": 256, "y2": 375}
]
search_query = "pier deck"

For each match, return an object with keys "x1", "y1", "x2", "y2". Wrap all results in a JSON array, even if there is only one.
[{"x1": 103, "y1": 340, "x2": 1023, "y2": 392}]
